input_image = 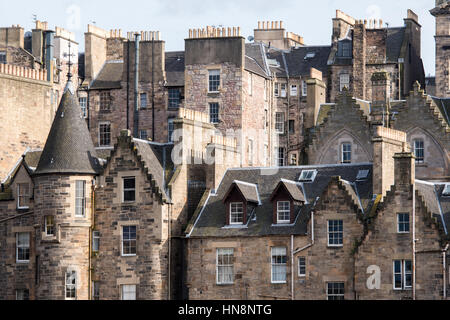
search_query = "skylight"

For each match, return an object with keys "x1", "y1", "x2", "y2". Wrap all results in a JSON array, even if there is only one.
[
  {"x1": 443, "y1": 184, "x2": 450, "y2": 197},
  {"x1": 356, "y1": 170, "x2": 370, "y2": 181},
  {"x1": 304, "y1": 52, "x2": 315, "y2": 60},
  {"x1": 298, "y1": 170, "x2": 318, "y2": 182}
]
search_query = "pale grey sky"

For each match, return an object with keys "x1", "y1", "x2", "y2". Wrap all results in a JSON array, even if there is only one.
[{"x1": 0, "y1": 0, "x2": 437, "y2": 76}]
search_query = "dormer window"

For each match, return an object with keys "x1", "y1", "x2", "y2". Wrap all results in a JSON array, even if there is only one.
[
  {"x1": 443, "y1": 184, "x2": 450, "y2": 197},
  {"x1": 230, "y1": 202, "x2": 244, "y2": 225},
  {"x1": 299, "y1": 170, "x2": 317, "y2": 183},
  {"x1": 277, "y1": 201, "x2": 291, "y2": 224}
]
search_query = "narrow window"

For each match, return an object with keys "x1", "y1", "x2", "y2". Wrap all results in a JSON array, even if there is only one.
[
  {"x1": 274, "y1": 83, "x2": 279, "y2": 97},
  {"x1": 248, "y1": 73, "x2": 253, "y2": 96},
  {"x1": 328, "y1": 220, "x2": 343, "y2": 247},
  {"x1": 301, "y1": 81, "x2": 308, "y2": 97},
  {"x1": 327, "y1": 282, "x2": 344, "y2": 300},
  {"x1": 17, "y1": 183, "x2": 30, "y2": 209},
  {"x1": 298, "y1": 257, "x2": 306, "y2": 277},
  {"x1": 340, "y1": 74, "x2": 350, "y2": 92},
  {"x1": 75, "y1": 180, "x2": 86, "y2": 217},
  {"x1": 290, "y1": 84, "x2": 298, "y2": 97},
  {"x1": 65, "y1": 270, "x2": 76, "y2": 300},
  {"x1": 342, "y1": 42, "x2": 352, "y2": 57},
  {"x1": 277, "y1": 201, "x2": 291, "y2": 224},
  {"x1": 99, "y1": 91, "x2": 111, "y2": 111},
  {"x1": 393, "y1": 260, "x2": 412, "y2": 290},
  {"x1": 264, "y1": 80, "x2": 268, "y2": 101},
  {"x1": 16, "y1": 289, "x2": 29, "y2": 300},
  {"x1": 121, "y1": 284, "x2": 136, "y2": 300},
  {"x1": 248, "y1": 139, "x2": 254, "y2": 166},
  {"x1": 92, "y1": 231, "x2": 100, "y2": 252},
  {"x1": 139, "y1": 130, "x2": 148, "y2": 140},
  {"x1": 122, "y1": 226, "x2": 137, "y2": 256},
  {"x1": 92, "y1": 281, "x2": 100, "y2": 300},
  {"x1": 208, "y1": 69, "x2": 220, "y2": 92},
  {"x1": 277, "y1": 147, "x2": 285, "y2": 167},
  {"x1": 414, "y1": 140, "x2": 424, "y2": 164},
  {"x1": 123, "y1": 177, "x2": 136, "y2": 202},
  {"x1": 280, "y1": 84, "x2": 287, "y2": 97},
  {"x1": 275, "y1": 112, "x2": 285, "y2": 134},
  {"x1": 79, "y1": 97, "x2": 87, "y2": 118},
  {"x1": 216, "y1": 248, "x2": 234, "y2": 285},
  {"x1": 271, "y1": 247, "x2": 287, "y2": 283},
  {"x1": 99, "y1": 122, "x2": 111, "y2": 147},
  {"x1": 289, "y1": 119, "x2": 295, "y2": 134},
  {"x1": 264, "y1": 144, "x2": 268, "y2": 167},
  {"x1": 139, "y1": 93, "x2": 147, "y2": 109},
  {"x1": 45, "y1": 216, "x2": 55, "y2": 236},
  {"x1": 397, "y1": 213, "x2": 410, "y2": 233},
  {"x1": 16, "y1": 233, "x2": 30, "y2": 263},
  {"x1": 290, "y1": 153, "x2": 298, "y2": 166},
  {"x1": 168, "y1": 88, "x2": 181, "y2": 108},
  {"x1": 341, "y1": 143, "x2": 352, "y2": 164},
  {"x1": 168, "y1": 118, "x2": 175, "y2": 142},
  {"x1": 0, "y1": 51, "x2": 6, "y2": 64},
  {"x1": 229, "y1": 202, "x2": 244, "y2": 225},
  {"x1": 209, "y1": 103, "x2": 219, "y2": 124}
]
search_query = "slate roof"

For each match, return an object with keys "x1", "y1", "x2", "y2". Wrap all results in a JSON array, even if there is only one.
[
  {"x1": 132, "y1": 139, "x2": 174, "y2": 201},
  {"x1": 274, "y1": 179, "x2": 305, "y2": 202},
  {"x1": 431, "y1": 97, "x2": 450, "y2": 126},
  {"x1": 188, "y1": 163, "x2": 373, "y2": 238},
  {"x1": 267, "y1": 46, "x2": 331, "y2": 78},
  {"x1": 245, "y1": 43, "x2": 271, "y2": 78},
  {"x1": 90, "y1": 61, "x2": 123, "y2": 90},
  {"x1": 416, "y1": 180, "x2": 450, "y2": 235},
  {"x1": 225, "y1": 180, "x2": 261, "y2": 204},
  {"x1": 165, "y1": 51, "x2": 185, "y2": 86},
  {"x1": 35, "y1": 82, "x2": 102, "y2": 175},
  {"x1": 386, "y1": 27, "x2": 406, "y2": 63}
]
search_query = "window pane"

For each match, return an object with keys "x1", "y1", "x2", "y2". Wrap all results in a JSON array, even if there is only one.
[{"x1": 122, "y1": 285, "x2": 136, "y2": 300}]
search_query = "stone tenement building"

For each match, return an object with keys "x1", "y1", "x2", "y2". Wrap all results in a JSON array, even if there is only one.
[
  {"x1": 0, "y1": 21, "x2": 79, "y2": 181},
  {"x1": 432, "y1": 0, "x2": 450, "y2": 97}
]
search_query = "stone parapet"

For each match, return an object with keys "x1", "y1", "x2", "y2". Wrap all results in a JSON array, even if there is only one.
[{"x1": 0, "y1": 64, "x2": 47, "y2": 81}]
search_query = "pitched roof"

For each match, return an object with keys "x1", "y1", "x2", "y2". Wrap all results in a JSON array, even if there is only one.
[
  {"x1": 90, "y1": 61, "x2": 123, "y2": 90},
  {"x1": 245, "y1": 43, "x2": 271, "y2": 78},
  {"x1": 271, "y1": 179, "x2": 305, "y2": 202},
  {"x1": 386, "y1": 27, "x2": 406, "y2": 63},
  {"x1": 34, "y1": 82, "x2": 102, "y2": 175},
  {"x1": 431, "y1": 97, "x2": 450, "y2": 126},
  {"x1": 224, "y1": 180, "x2": 261, "y2": 204},
  {"x1": 165, "y1": 51, "x2": 185, "y2": 87},
  {"x1": 188, "y1": 163, "x2": 373, "y2": 238}
]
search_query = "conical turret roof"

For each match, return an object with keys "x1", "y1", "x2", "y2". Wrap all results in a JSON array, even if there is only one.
[{"x1": 35, "y1": 81, "x2": 101, "y2": 175}]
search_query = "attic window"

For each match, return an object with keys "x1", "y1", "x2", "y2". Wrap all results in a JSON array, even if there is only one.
[
  {"x1": 304, "y1": 52, "x2": 315, "y2": 60},
  {"x1": 356, "y1": 170, "x2": 370, "y2": 181},
  {"x1": 443, "y1": 184, "x2": 450, "y2": 197},
  {"x1": 298, "y1": 170, "x2": 317, "y2": 183}
]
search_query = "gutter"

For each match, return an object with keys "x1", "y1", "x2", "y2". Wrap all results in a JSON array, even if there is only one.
[{"x1": 444, "y1": 244, "x2": 449, "y2": 300}]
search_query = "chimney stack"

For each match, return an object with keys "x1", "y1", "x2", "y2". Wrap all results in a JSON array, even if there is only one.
[
  {"x1": 370, "y1": 71, "x2": 391, "y2": 127},
  {"x1": 305, "y1": 68, "x2": 326, "y2": 130}
]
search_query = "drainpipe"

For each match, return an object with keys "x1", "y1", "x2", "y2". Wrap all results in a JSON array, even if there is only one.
[
  {"x1": 45, "y1": 31, "x2": 54, "y2": 82},
  {"x1": 412, "y1": 182, "x2": 416, "y2": 300},
  {"x1": 444, "y1": 244, "x2": 449, "y2": 300},
  {"x1": 152, "y1": 32, "x2": 155, "y2": 141},
  {"x1": 291, "y1": 211, "x2": 315, "y2": 300},
  {"x1": 126, "y1": 40, "x2": 130, "y2": 130},
  {"x1": 133, "y1": 33, "x2": 140, "y2": 137}
]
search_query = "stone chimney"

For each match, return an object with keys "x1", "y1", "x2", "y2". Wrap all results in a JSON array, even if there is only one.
[
  {"x1": 305, "y1": 68, "x2": 326, "y2": 130},
  {"x1": 372, "y1": 126, "x2": 407, "y2": 198},
  {"x1": 370, "y1": 71, "x2": 390, "y2": 126},
  {"x1": 352, "y1": 21, "x2": 366, "y2": 100},
  {"x1": 393, "y1": 146, "x2": 415, "y2": 190}
]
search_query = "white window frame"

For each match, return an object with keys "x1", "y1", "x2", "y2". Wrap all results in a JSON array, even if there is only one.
[
  {"x1": 121, "y1": 225, "x2": 137, "y2": 257},
  {"x1": 99, "y1": 91, "x2": 111, "y2": 111},
  {"x1": 209, "y1": 102, "x2": 220, "y2": 124},
  {"x1": 139, "y1": 130, "x2": 148, "y2": 140},
  {"x1": 17, "y1": 183, "x2": 30, "y2": 210},
  {"x1": 341, "y1": 143, "x2": 352, "y2": 164},
  {"x1": 98, "y1": 122, "x2": 111, "y2": 147},
  {"x1": 298, "y1": 257, "x2": 306, "y2": 277},
  {"x1": 121, "y1": 284, "x2": 136, "y2": 300},
  {"x1": 397, "y1": 213, "x2": 410, "y2": 234},
  {"x1": 327, "y1": 282, "x2": 345, "y2": 300},
  {"x1": 208, "y1": 69, "x2": 220, "y2": 93},
  {"x1": 248, "y1": 138, "x2": 254, "y2": 166},
  {"x1": 393, "y1": 260, "x2": 412, "y2": 290},
  {"x1": 298, "y1": 170, "x2": 317, "y2": 182},
  {"x1": 168, "y1": 118, "x2": 175, "y2": 143},
  {"x1": 216, "y1": 248, "x2": 234, "y2": 285},
  {"x1": 274, "y1": 83, "x2": 279, "y2": 97},
  {"x1": 280, "y1": 83, "x2": 287, "y2": 98},
  {"x1": 277, "y1": 201, "x2": 291, "y2": 224},
  {"x1": 340, "y1": 74, "x2": 350, "y2": 92},
  {"x1": 271, "y1": 247, "x2": 287, "y2": 284},
  {"x1": 45, "y1": 215, "x2": 55, "y2": 236},
  {"x1": 65, "y1": 270, "x2": 77, "y2": 300},
  {"x1": 276, "y1": 147, "x2": 285, "y2": 167},
  {"x1": 0, "y1": 51, "x2": 6, "y2": 64},
  {"x1": 122, "y1": 177, "x2": 136, "y2": 203},
  {"x1": 301, "y1": 81, "x2": 308, "y2": 97},
  {"x1": 327, "y1": 220, "x2": 343, "y2": 247},
  {"x1": 229, "y1": 202, "x2": 244, "y2": 225},
  {"x1": 414, "y1": 139, "x2": 425, "y2": 164},
  {"x1": 168, "y1": 88, "x2": 181, "y2": 108},
  {"x1": 92, "y1": 281, "x2": 100, "y2": 300},
  {"x1": 275, "y1": 112, "x2": 285, "y2": 134},
  {"x1": 75, "y1": 180, "x2": 86, "y2": 217},
  {"x1": 16, "y1": 233, "x2": 30, "y2": 263},
  {"x1": 290, "y1": 84, "x2": 298, "y2": 97},
  {"x1": 93, "y1": 231, "x2": 100, "y2": 252},
  {"x1": 140, "y1": 92, "x2": 148, "y2": 109},
  {"x1": 79, "y1": 97, "x2": 87, "y2": 118},
  {"x1": 443, "y1": 184, "x2": 450, "y2": 197}
]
